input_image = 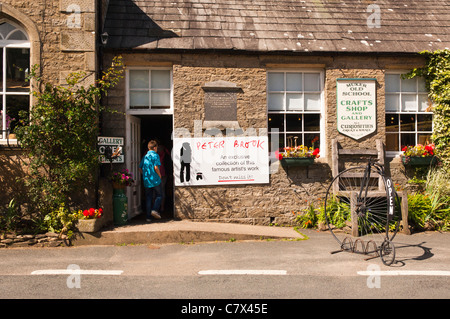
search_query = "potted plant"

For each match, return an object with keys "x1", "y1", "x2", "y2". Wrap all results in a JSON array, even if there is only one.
[
  {"x1": 76, "y1": 208, "x2": 104, "y2": 233},
  {"x1": 401, "y1": 143, "x2": 438, "y2": 166},
  {"x1": 110, "y1": 169, "x2": 134, "y2": 189}
]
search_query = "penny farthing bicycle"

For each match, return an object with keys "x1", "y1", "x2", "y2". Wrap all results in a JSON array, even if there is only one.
[{"x1": 324, "y1": 158, "x2": 401, "y2": 266}]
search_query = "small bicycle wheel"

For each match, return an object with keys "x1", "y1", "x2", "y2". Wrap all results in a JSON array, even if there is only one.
[
  {"x1": 324, "y1": 166, "x2": 401, "y2": 253},
  {"x1": 380, "y1": 239, "x2": 396, "y2": 266}
]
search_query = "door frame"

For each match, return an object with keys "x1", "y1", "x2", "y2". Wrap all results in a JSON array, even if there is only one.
[{"x1": 125, "y1": 114, "x2": 142, "y2": 219}]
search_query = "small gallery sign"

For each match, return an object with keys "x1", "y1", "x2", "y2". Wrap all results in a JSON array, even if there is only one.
[{"x1": 336, "y1": 78, "x2": 377, "y2": 140}]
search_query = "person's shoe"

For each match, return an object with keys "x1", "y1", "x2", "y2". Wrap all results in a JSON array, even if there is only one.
[
  {"x1": 151, "y1": 211, "x2": 161, "y2": 219},
  {"x1": 146, "y1": 218, "x2": 152, "y2": 223}
]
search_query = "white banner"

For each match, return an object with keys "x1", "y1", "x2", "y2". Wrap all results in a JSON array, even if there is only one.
[{"x1": 173, "y1": 136, "x2": 270, "y2": 186}]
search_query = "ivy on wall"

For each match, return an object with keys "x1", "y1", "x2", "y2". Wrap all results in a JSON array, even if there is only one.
[{"x1": 405, "y1": 49, "x2": 450, "y2": 169}]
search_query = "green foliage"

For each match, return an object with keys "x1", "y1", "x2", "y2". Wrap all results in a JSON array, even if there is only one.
[
  {"x1": 408, "y1": 167, "x2": 450, "y2": 231},
  {"x1": 43, "y1": 206, "x2": 79, "y2": 239},
  {"x1": 405, "y1": 49, "x2": 450, "y2": 169},
  {"x1": 295, "y1": 203, "x2": 320, "y2": 228},
  {"x1": 14, "y1": 56, "x2": 124, "y2": 230},
  {"x1": 295, "y1": 197, "x2": 350, "y2": 229},
  {"x1": 0, "y1": 199, "x2": 19, "y2": 233},
  {"x1": 320, "y1": 196, "x2": 351, "y2": 229}
]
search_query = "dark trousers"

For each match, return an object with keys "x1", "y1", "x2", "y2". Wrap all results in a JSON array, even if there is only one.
[{"x1": 180, "y1": 161, "x2": 190, "y2": 182}]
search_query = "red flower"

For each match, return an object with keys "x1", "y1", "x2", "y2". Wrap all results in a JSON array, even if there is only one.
[
  {"x1": 98, "y1": 208, "x2": 103, "y2": 217},
  {"x1": 275, "y1": 150, "x2": 283, "y2": 160},
  {"x1": 312, "y1": 148, "x2": 320, "y2": 157},
  {"x1": 402, "y1": 146, "x2": 408, "y2": 152},
  {"x1": 425, "y1": 144, "x2": 434, "y2": 156},
  {"x1": 82, "y1": 210, "x2": 89, "y2": 217}
]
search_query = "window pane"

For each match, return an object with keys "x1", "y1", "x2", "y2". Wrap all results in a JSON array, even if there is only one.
[
  {"x1": 286, "y1": 73, "x2": 302, "y2": 91},
  {"x1": 304, "y1": 93, "x2": 321, "y2": 111},
  {"x1": 286, "y1": 93, "x2": 302, "y2": 110},
  {"x1": 268, "y1": 113, "x2": 284, "y2": 132},
  {"x1": 6, "y1": 48, "x2": 30, "y2": 92},
  {"x1": 401, "y1": 133, "x2": 415, "y2": 147},
  {"x1": 418, "y1": 78, "x2": 427, "y2": 92},
  {"x1": 129, "y1": 70, "x2": 149, "y2": 89},
  {"x1": 268, "y1": 72, "x2": 284, "y2": 91},
  {"x1": 401, "y1": 77, "x2": 416, "y2": 92},
  {"x1": 286, "y1": 134, "x2": 302, "y2": 148},
  {"x1": 268, "y1": 93, "x2": 284, "y2": 111},
  {"x1": 385, "y1": 74, "x2": 400, "y2": 92},
  {"x1": 151, "y1": 70, "x2": 170, "y2": 89},
  {"x1": 304, "y1": 113, "x2": 320, "y2": 131},
  {"x1": 130, "y1": 91, "x2": 149, "y2": 108},
  {"x1": 386, "y1": 133, "x2": 399, "y2": 151},
  {"x1": 385, "y1": 94, "x2": 399, "y2": 111},
  {"x1": 151, "y1": 91, "x2": 170, "y2": 107},
  {"x1": 401, "y1": 94, "x2": 416, "y2": 111},
  {"x1": 304, "y1": 73, "x2": 320, "y2": 91},
  {"x1": 305, "y1": 133, "x2": 320, "y2": 149},
  {"x1": 6, "y1": 95, "x2": 29, "y2": 134},
  {"x1": 418, "y1": 134, "x2": 432, "y2": 145},
  {"x1": 286, "y1": 113, "x2": 302, "y2": 132},
  {"x1": 8, "y1": 30, "x2": 27, "y2": 40},
  {"x1": 400, "y1": 114, "x2": 415, "y2": 132},
  {"x1": 418, "y1": 94, "x2": 430, "y2": 111},
  {"x1": 0, "y1": 23, "x2": 16, "y2": 40},
  {"x1": 417, "y1": 114, "x2": 432, "y2": 131},
  {"x1": 385, "y1": 114, "x2": 399, "y2": 132}
]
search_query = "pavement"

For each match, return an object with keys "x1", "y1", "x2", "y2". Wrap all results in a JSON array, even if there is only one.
[{"x1": 73, "y1": 218, "x2": 305, "y2": 246}]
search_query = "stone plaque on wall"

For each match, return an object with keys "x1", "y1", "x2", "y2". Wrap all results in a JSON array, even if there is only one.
[
  {"x1": 204, "y1": 91, "x2": 237, "y2": 121},
  {"x1": 202, "y1": 80, "x2": 241, "y2": 129}
]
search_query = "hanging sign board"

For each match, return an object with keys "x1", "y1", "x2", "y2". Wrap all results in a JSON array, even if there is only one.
[
  {"x1": 336, "y1": 78, "x2": 377, "y2": 140},
  {"x1": 173, "y1": 136, "x2": 269, "y2": 186},
  {"x1": 98, "y1": 136, "x2": 124, "y2": 163}
]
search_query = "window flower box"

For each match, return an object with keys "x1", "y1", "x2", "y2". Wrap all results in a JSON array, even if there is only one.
[
  {"x1": 401, "y1": 156, "x2": 437, "y2": 167},
  {"x1": 276, "y1": 145, "x2": 319, "y2": 167},
  {"x1": 401, "y1": 143, "x2": 437, "y2": 166},
  {"x1": 280, "y1": 157, "x2": 315, "y2": 167}
]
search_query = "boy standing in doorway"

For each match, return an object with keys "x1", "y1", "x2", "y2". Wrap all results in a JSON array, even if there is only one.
[{"x1": 139, "y1": 140, "x2": 162, "y2": 222}]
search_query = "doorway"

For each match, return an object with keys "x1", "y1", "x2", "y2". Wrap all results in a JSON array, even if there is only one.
[{"x1": 126, "y1": 114, "x2": 174, "y2": 221}]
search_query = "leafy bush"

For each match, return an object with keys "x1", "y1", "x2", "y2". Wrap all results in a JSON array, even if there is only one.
[
  {"x1": 14, "y1": 56, "x2": 124, "y2": 232},
  {"x1": 43, "y1": 206, "x2": 79, "y2": 239}
]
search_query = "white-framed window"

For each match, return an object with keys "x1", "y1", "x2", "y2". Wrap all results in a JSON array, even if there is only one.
[
  {"x1": 0, "y1": 21, "x2": 30, "y2": 141},
  {"x1": 126, "y1": 68, "x2": 173, "y2": 114},
  {"x1": 267, "y1": 70, "x2": 323, "y2": 152},
  {"x1": 385, "y1": 73, "x2": 433, "y2": 155}
]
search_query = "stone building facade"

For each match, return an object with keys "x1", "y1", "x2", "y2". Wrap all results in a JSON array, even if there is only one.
[
  {"x1": 2, "y1": 0, "x2": 450, "y2": 227},
  {"x1": 0, "y1": 0, "x2": 102, "y2": 208}
]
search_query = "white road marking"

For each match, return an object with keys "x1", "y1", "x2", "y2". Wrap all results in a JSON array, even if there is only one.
[
  {"x1": 198, "y1": 270, "x2": 287, "y2": 275},
  {"x1": 31, "y1": 269, "x2": 123, "y2": 275},
  {"x1": 357, "y1": 270, "x2": 450, "y2": 276}
]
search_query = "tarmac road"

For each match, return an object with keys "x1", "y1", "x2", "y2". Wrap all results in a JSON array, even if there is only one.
[{"x1": 0, "y1": 228, "x2": 448, "y2": 303}]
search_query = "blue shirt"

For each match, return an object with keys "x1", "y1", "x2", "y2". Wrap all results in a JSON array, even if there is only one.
[{"x1": 139, "y1": 150, "x2": 161, "y2": 188}]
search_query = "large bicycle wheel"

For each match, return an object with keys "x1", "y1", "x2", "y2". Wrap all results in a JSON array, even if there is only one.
[{"x1": 324, "y1": 166, "x2": 401, "y2": 253}]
